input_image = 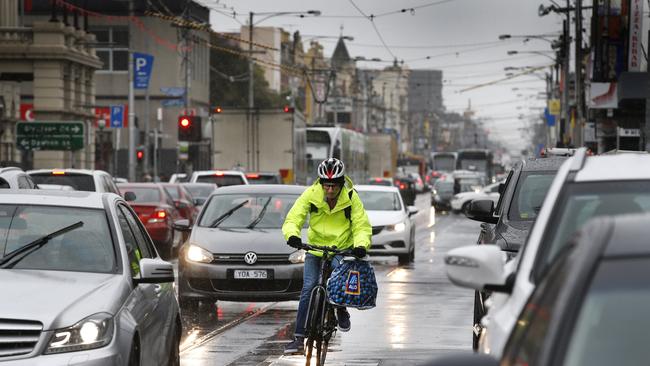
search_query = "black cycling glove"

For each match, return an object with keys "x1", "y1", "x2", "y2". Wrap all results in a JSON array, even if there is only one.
[
  {"x1": 352, "y1": 247, "x2": 367, "y2": 258},
  {"x1": 287, "y1": 236, "x2": 302, "y2": 249}
]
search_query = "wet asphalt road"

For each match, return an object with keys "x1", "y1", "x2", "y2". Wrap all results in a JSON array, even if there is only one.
[{"x1": 179, "y1": 193, "x2": 479, "y2": 365}]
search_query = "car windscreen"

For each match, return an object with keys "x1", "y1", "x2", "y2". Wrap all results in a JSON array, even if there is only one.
[
  {"x1": 537, "y1": 181, "x2": 650, "y2": 276},
  {"x1": 434, "y1": 180, "x2": 454, "y2": 193},
  {"x1": 163, "y1": 186, "x2": 179, "y2": 200},
  {"x1": 0, "y1": 205, "x2": 115, "y2": 273},
  {"x1": 184, "y1": 184, "x2": 217, "y2": 199},
  {"x1": 507, "y1": 171, "x2": 555, "y2": 221},
  {"x1": 199, "y1": 194, "x2": 299, "y2": 229},
  {"x1": 562, "y1": 258, "x2": 650, "y2": 366},
  {"x1": 357, "y1": 191, "x2": 402, "y2": 211},
  {"x1": 31, "y1": 173, "x2": 95, "y2": 191},
  {"x1": 196, "y1": 174, "x2": 245, "y2": 186},
  {"x1": 121, "y1": 187, "x2": 161, "y2": 203}
]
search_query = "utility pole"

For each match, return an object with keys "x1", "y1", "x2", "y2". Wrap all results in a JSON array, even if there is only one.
[
  {"x1": 574, "y1": 0, "x2": 583, "y2": 147},
  {"x1": 562, "y1": 17, "x2": 570, "y2": 146},
  {"x1": 248, "y1": 12, "x2": 254, "y2": 171},
  {"x1": 127, "y1": 0, "x2": 136, "y2": 181}
]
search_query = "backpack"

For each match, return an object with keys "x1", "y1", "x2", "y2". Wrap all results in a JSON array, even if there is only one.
[
  {"x1": 310, "y1": 190, "x2": 354, "y2": 221},
  {"x1": 327, "y1": 258, "x2": 378, "y2": 310}
]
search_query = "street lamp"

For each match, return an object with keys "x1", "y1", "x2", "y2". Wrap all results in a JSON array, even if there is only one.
[
  {"x1": 507, "y1": 50, "x2": 556, "y2": 62},
  {"x1": 499, "y1": 33, "x2": 560, "y2": 43}
]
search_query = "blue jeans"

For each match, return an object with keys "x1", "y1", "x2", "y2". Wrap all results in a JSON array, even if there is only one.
[{"x1": 294, "y1": 253, "x2": 344, "y2": 337}]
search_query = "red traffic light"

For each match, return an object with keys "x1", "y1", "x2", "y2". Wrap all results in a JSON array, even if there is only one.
[
  {"x1": 214, "y1": 106, "x2": 223, "y2": 113},
  {"x1": 283, "y1": 106, "x2": 294, "y2": 113},
  {"x1": 179, "y1": 116, "x2": 191, "y2": 128},
  {"x1": 136, "y1": 150, "x2": 144, "y2": 160}
]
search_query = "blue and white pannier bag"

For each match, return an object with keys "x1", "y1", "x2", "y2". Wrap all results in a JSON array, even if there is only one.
[{"x1": 327, "y1": 258, "x2": 378, "y2": 309}]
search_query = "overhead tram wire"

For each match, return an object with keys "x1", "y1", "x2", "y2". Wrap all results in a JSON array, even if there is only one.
[{"x1": 347, "y1": 0, "x2": 397, "y2": 59}]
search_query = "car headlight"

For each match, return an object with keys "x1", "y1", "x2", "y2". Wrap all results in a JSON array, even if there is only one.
[
  {"x1": 45, "y1": 313, "x2": 113, "y2": 354},
  {"x1": 288, "y1": 249, "x2": 306, "y2": 264},
  {"x1": 386, "y1": 222, "x2": 406, "y2": 233},
  {"x1": 186, "y1": 244, "x2": 214, "y2": 263}
]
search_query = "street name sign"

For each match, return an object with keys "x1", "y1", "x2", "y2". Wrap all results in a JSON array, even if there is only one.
[{"x1": 17, "y1": 122, "x2": 84, "y2": 151}]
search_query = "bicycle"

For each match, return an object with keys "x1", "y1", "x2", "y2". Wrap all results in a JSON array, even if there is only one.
[{"x1": 300, "y1": 243, "x2": 352, "y2": 366}]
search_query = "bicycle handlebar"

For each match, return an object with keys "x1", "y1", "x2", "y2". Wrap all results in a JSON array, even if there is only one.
[{"x1": 300, "y1": 243, "x2": 353, "y2": 255}]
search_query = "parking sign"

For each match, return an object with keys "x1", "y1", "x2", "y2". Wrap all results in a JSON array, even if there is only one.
[{"x1": 134, "y1": 53, "x2": 154, "y2": 89}]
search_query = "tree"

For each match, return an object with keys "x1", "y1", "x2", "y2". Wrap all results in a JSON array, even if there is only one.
[{"x1": 209, "y1": 34, "x2": 286, "y2": 109}]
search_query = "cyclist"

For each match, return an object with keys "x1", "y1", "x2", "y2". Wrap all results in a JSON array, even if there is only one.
[{"x1": 282, "y1": 157, "x2": 372, "y2": 355}]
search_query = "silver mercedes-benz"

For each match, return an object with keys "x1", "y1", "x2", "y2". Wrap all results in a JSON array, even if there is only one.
[
  {"x1": 177, "y1": 184, "x2": 307, "y2": 306},
  {"x1": 0, "y1": 190, "x2": 180, "y2": 366}
]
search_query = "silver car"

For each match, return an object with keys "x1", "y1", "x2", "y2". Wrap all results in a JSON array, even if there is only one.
[
  {"x1": 0, "y1": 190, "x2": 180, "y2": 365},
  {"x1": 178, "y1": 184, "x2": 307, "y2": 306}
]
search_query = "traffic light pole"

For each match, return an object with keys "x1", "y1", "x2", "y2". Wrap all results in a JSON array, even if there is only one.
[
  {"x1": 248, "y1": 12, "x2": 254, "y2": 171},
  {"x1": 127, "y1": 0, "x2": 136, "y2": 182}
]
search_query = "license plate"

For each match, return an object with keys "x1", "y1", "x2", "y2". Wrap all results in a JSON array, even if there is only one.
[{"x1": 233, "y1": 269, "x2": 268, "y2": 279}]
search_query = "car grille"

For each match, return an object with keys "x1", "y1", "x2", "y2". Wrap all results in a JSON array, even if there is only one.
[
  {"x1": 211, "y1": 279, "x2": 300, "y2": 292},
  {"x1": 0, "y1": 319, "x2": 42, "y2": 358},
  {"x1": 371, "y1": 226, "x2": 384, "y2": 235},
  {"x1": 211, "y1": 253, "x2": 290, "y2": 264}
]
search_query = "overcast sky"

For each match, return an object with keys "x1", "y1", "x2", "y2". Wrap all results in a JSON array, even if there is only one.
[{"x1": 204, "y1": 0, "x2": 563, "y2": 153}]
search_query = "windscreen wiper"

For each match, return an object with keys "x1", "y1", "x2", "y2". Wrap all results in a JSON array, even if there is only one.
[
  {"x1": 247, "y1": 197, "x2": 272, "y2": 229},
  {"x1": 0, "y1": 221, "x2": 84, "y2": 268},
  {"x1": 209, "y1": 200, "x2": 249, "y2": 228}
]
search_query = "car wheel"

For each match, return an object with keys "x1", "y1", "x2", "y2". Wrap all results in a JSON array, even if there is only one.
[
  {"x1": 472, "y1": 291, "x2": 485, "y2": 351},
  {"x1": 408, "y1": 229, "x2": 415, "y2": 262},
  {"x1": 462, "y1": 201, "x2": 472, "y2": 215},
  {"x1": 128, "y1": 337, "x2": 140, "y2": 366}
]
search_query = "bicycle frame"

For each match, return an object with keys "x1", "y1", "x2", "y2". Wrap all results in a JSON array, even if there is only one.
[{"x1": 303, "y1": 246, "x2": 344, "y2": 366}]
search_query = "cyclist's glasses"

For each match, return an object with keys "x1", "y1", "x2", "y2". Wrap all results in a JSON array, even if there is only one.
[{"x1": 321, "y1": 183, "x2": 340, "y2": 190}]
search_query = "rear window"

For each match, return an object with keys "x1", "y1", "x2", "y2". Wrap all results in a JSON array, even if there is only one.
[
  {"x1": 163, "y1": 186, "x2": 179, "y2": 200},
  {"x1": 122, "y1": 187, "x2": 161, "y2": 203},
  {"x1": 31, "y1": 173, "x2": 95, "y2": 191},
  {"x1": 196, "y1": 174, "x2": 245, "y2": 186},
  {"x1": 184, "y1": 184, "x2": 217, "y2": 199}
]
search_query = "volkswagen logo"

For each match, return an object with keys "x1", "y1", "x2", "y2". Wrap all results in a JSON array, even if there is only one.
[{"x1": 244, "y1": 252, "x2": 258, "y2": 265}]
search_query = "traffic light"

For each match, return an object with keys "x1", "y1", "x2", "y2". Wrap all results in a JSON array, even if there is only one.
[
  {"x1": 178, "y1": 115, "x2": 202, "y2": 142},
  {"x1": 214, "y1": 106, "x2": 223, "y2": 113},
  {"x1": 283, "y1": 105, "x2": 295, "y2": 113},
  {"x1": 136, "y1": 147, "x2": 144, "y2": 162}
]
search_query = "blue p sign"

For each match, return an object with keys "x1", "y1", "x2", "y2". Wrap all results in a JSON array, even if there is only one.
[{"x1": 134, "y1": 53, "x2": 154, "y2": 89}]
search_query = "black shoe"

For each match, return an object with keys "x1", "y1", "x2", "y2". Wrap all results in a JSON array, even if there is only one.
[
  {"x1": 337, "y1": 309, "x2": 351, "y2": 332},
  {"x1": 284, "y1": 337, "x2": 305, "y2": 355}
]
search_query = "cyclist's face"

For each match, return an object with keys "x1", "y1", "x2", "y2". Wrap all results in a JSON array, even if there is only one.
[{"x1": 322, "y1": 182, "x2": 341, "y2": 200}]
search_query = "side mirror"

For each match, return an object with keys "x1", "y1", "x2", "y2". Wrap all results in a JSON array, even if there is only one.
[
  {"x1": 444, "y1": 245, "x2": 511, "y2": 293},
  {"x1": 136, "y1": 258, "x2": 174, "y2": 283},
  {"x1": 172, "y1": 218, "x2": 191, "y2": 232},
  {"x1": 407, "y1": 206, "x2": 419, "y2": 217},
  {"x1": 466, "y1": 199, "x2": 498, "y2": 224},
  {"x1": 498, "y1": 182, "x2": 506, "y2": 194},
  {"x1": 124, "y1": 191, "x2": 136, "y2": 202},
  {"x1": 421, "y1": 353, "x2": 500, "y2": 366}
]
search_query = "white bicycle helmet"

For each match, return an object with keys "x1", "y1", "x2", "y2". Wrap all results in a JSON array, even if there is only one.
[{"x1": 317, "y1": 158, "x2": 345, "y2": 180}]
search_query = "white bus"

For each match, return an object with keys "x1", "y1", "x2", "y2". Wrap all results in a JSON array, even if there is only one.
[{"x1": 306, "y1": 127, "x2": 368, "y2": 184}]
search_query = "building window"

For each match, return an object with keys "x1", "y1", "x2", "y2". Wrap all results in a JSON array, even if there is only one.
[{"x1": 90, "y1": 27, "x2": 129, "y2": 72}]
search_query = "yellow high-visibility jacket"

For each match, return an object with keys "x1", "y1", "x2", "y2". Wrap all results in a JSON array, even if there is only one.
[{"x1": 282, "y1": 176, "x2": 372, "y2": 256}]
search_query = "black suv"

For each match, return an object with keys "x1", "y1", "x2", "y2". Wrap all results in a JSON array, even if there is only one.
[{"x1": 464, "y1": 156, "x2": 567, "y2": 349}]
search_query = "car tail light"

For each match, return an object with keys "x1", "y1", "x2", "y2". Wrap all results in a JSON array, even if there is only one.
[
  {"x1": 375, "y1": 178, "x2": 383, "y2": 182},
  {"x1": 399, "y1": 184, "x2": 406, "y2": 189},
  {"x1": 52, "y1": 170, "x2": 66, "y2": 175},
  {"x1": 148, "y1": 209, "x2": 168, "y2": 223},
  {"x1": 214, "y1": 171, "x2": 225, "y2": 176},
  {"x1": 246, "y1": 173, "x2": 260, "y2": 179}
]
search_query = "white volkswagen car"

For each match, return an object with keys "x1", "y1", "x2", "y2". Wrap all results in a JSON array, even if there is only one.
[
  {"x1": 355, "y1": 185, "x2": 418, "y2": 265},
  {"x1": 0, "y1": 190, "x2": 180, "y2": 365}
]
